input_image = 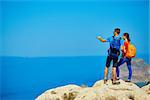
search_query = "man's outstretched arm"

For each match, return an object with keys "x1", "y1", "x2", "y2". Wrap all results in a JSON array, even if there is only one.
[{"x1": 97, "y1": 36, "x2": 107, "y2": 42}]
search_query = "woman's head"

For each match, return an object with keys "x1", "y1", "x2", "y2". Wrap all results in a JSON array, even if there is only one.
[{"x1": 123, "y1": 33, "x2": 130, "y2": 41}]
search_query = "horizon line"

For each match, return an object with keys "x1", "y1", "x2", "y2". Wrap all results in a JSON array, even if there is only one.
[{"x1": 0, "y1": 53, "x2": 149, "y2": 58}]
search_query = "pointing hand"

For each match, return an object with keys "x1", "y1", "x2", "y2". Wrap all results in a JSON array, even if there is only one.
[{"x1": 97, "y1": 36, "x2": 101, "y2": 39}]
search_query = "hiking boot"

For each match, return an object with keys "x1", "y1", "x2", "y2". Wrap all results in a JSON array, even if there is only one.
[
  {"x1": 112, "y1": 81, "x2": 120, "y2": 85},
  {"x1": 116, "y1": 77, "x2": 120, "y2": 80},
  {"x1": 111, "y1": 78, "x2": 120, "y2": 81},
  {"x1": 125, "y1": 80, "x2": 131, "y2": 82},
  {"x1": 104, "y1": 79, "x2": 107, "y2": 84}
]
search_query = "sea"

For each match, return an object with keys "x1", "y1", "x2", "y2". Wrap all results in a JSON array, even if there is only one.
[{"x1": 0, "y1": 55, "x2": 149, "y2": 100}]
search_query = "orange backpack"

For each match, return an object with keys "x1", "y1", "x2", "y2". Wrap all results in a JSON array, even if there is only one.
[{"x1": 126, "y1": 43, "x2": 136, "y2": 58}]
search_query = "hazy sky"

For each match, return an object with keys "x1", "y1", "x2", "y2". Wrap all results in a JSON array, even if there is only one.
[{"x1": 1, "y1": 0, "x2": 149, "y2": 57}]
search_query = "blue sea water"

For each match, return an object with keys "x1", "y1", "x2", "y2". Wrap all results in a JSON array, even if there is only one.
[{"x1": 1, "y1": 55, "x2": 149, "y2": 100}]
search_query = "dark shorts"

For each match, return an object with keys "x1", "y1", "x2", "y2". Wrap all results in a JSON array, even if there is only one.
[{"x1": 106, "y1": 56, "x2": 118, "y2": 68}]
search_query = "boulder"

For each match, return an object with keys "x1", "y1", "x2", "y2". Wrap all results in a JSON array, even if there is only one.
[
  {"x1": 36, "y1": 85, "x2": 82, "y2": 100},
  {"x1": 91, "y1": 79, "x2": 148, "y2": 100}
]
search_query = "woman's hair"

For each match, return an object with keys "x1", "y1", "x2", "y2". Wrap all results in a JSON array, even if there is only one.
[{"x1": 123, "y1": 33, "x2": 130, "y2": 42}]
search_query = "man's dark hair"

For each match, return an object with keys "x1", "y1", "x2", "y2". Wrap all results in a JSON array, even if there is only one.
[{"x1": 114, "y1": 28, "x2": 120, "y2": 34}]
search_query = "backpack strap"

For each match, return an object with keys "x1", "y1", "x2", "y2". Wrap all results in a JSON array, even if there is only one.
[
  {"x1": 112, "y1": 36, "x2": 114, "y2": 39},
  {"x1": 112, "y1": 36, "x2": 121, "y2": 40},
  {"x1": 119, "y1": 37, "x2": 121, "y2": 40}
]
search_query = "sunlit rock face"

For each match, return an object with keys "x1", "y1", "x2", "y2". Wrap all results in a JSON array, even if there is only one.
[{"x1": 36, "y1": 79, "x2": 150, "y2": 100}]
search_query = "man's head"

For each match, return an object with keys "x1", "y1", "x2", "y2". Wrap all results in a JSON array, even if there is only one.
[{"x1": 114, "y1": 28, "x2": 120, "y2": 36}]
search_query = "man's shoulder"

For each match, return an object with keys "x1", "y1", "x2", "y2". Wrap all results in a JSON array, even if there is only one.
[{"x1": 114, "y1": 36, "x2": 122, "y2": 40}]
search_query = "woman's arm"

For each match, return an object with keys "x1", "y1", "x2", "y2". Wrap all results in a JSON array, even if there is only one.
[
  {"x1": 123, "y1": 46, "x2": 126, "y2": 53},
  {"x1": 123, "y1": 42, "x2": 129, "y2": 53}
]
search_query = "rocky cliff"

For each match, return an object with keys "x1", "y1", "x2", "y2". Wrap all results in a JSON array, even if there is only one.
[{"x1": 36, "y1": 79, "x2": 150, "y2": 100}]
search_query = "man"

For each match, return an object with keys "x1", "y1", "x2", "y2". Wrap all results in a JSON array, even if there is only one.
[{"x1": 97, "y1": 28, "x2": 122, "y2": 84}]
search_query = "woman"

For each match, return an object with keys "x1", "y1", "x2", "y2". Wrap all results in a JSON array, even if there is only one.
[{"x1": 116, "y1": 33, "x2": 132, "y2": 82}]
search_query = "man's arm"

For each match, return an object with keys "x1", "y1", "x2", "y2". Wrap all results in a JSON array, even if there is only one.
[{"x1": 97, "y1": 36, "x2": 107, "y2": 42}]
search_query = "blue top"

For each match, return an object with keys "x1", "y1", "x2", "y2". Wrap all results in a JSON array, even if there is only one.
[
  {"x1": 106, "y1": 36, "x2": 120, "y2": 42},
  {"x1": 106, "y1": 35, "x2": 123, "y2": 44}
]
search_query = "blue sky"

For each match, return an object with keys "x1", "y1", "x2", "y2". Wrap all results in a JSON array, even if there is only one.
[{"x1": 1, "y1": 0, "x2": 149, "y2": 57}]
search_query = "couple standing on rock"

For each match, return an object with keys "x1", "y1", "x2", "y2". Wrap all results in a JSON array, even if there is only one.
[{"x1": 97, "y1": 28, "x2": 136, "y2": 85}]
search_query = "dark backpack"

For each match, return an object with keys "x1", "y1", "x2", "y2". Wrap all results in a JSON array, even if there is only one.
[{"x1": 108, "y1": 36, "x2": 121, "y2": 57}]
